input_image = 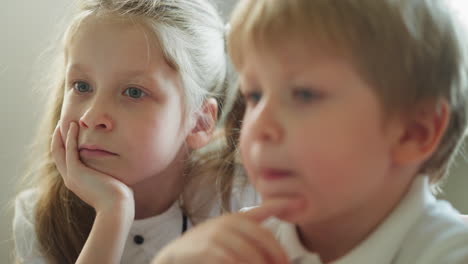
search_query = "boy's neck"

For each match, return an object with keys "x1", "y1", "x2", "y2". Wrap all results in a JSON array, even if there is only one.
[{"x1": 297, "y1": 171, "x2": 415, "y2": 263}]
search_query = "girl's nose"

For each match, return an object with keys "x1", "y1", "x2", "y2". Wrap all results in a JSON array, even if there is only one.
[{"x1": 78, "y1": 103, "x2": 114, "y2": 131}]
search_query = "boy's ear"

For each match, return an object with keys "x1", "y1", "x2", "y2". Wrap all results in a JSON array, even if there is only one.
[
  {"x1": 392, "y1": 100, "x2": 450, "y2": 167},
  {"x1": 186, "y1": 98, "x2": 218, "y2": 149}
]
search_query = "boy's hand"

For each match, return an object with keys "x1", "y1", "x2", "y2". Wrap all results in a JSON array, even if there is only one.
[
  {"x1": 51, "y1": 121, "x2": 134, "y2": 217},
  {"x1": 152, "y1": 199, "x2": 301, "y2": 264}
]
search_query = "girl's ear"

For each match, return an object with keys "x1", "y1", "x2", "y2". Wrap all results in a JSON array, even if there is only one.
[
  {"x1": 391, "y1": 100, "x2": 450, "y2": 167},
  {"x1": 186, "y1": 98, "x2": 218, "y2": 149}
]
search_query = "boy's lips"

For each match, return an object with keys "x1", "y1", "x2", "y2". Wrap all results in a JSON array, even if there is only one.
[{"x1": 260, "y1": 168, "x2": 294, "y2": 180}]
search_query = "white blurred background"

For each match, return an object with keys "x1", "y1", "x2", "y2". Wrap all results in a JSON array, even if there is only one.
[{"x1": 1, "y1": 0, "x2": 466, "y2": 262}]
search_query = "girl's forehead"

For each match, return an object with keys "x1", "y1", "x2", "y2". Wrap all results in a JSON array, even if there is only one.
[
  {"x1": 67, "y1": 13, "x2": 156, "y2": 47},
  {"x1": 73, "y1": 15, "x2": 135, "y2": 36},
  {"x1": 67, "y1": 15, "x2": 162, "y2": 61},
  {"x1": 79, "y1": 13, "x2": 139, "y2": 28},
  {"x1": 65, "y1": 14, "x2": 183, "y2": 93}
]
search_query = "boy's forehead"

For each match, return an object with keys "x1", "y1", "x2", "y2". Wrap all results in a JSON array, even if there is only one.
[
  {"x1": 241, "y1": 37, "x2": 355, "y2": 76},
  {"x1": 240, "y1": 45, "x2": 369, "y2": 97}
]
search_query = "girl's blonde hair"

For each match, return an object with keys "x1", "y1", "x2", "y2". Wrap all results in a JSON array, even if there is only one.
[
  {"x1": 21, "y1": 0, "x2": 240, "y2": 262},
  {"x1": 228, "y1": 0, "x2": 468, "y2": 185}
]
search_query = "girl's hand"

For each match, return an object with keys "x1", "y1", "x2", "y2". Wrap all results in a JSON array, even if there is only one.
[
  {"x1": 152, "y1": 199, "x2": 300, "y2": 264},
  {"x1": 51, "y1": 121, "x2": 134, "y2": 216}
]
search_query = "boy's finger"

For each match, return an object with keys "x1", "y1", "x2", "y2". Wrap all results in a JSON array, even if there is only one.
[
  {"x1": 51, "y1": 122, "x2": 67, "y2": 176},
  {"x1": 228, "y1": 220, "x2": 290, "y2": 264},
  {"x1": 216, "y1": 230, "x2": 270, "y2": 264},
  {"x1": 243, "y1": 198, "x2": 304, "y2": 223}
]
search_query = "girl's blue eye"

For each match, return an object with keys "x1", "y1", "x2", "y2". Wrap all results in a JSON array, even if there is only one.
[
  {"x1": 73, "y1": 81, "x2": 91, "y2": 93},
  {"x1": 124, "y1": 87, "x2": 146, "y2": 99}
]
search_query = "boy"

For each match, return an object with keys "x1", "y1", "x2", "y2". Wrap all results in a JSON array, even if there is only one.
[{"x1": 153, "y1": 0, "x2": 468, "y2": 263}]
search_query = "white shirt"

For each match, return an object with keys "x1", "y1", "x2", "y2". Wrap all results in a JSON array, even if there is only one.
[
  {"x1": 262, "y1": 176, "x2": 468, "y2": 264},
  {"x1": 13, "y1": 183, "x2": 259, "y2": 264}
]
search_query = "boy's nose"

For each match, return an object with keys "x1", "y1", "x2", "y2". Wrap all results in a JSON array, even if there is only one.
[{"x1": 251, "y1": 101, "x2": 282, "y2": 143}]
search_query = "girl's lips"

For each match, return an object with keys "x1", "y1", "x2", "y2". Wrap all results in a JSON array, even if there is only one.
[
  {"x1": 78, "y1": 145, "x2": 118, "y2": 157},
  {"x1": 79, "y1": 148, "x2": 118, "y2": 157}
]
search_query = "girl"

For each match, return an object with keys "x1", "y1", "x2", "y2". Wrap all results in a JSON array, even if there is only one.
[{"x1": 13, "y1": 0, "x2": 257, "y2": 263}]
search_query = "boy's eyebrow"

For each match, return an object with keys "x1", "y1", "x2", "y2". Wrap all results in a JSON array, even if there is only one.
[
  {"x1": 238, "y1": 80, "x2": 249, "y2": 92},
  {"x1": 239, "y1": 74, "x2": 254, "y2": 89}
]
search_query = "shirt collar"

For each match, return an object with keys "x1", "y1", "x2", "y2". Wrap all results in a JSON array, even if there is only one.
[
  {"x1": 130, "y1": 200, "x2": 186, "y2": 237},
  {"x1": 276, "y1": 222, "x2": 322, "y2": 263},
  {"x1": 275, "y1": 176, "x2": 433, "y2": 264}
]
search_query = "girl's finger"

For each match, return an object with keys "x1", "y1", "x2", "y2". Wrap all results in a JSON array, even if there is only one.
[
  {"x1": 51, "y1": 122, "x2": 67, "y2": 176},
  {"x1": 65, "y1": 122, "x2": 81, "y2": 168}
]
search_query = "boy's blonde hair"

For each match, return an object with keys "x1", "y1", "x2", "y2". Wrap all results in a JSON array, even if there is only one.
[
  {"x1": 228, "y1": 0, "x2": 468, "y2": 184},
  {"x1": 19, "y1": 0, "x2": 240, "y2": 263}
]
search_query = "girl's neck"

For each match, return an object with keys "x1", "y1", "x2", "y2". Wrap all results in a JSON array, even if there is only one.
[
  {"x1": 298, "y1": 172, "x2": 414, "y2": 263},
  {"x1": 132, "y1": 181, "x2": 183, "y2": 220},
  {"x1": 131, "y1": 157, "x2": 187, "y2": 220}
]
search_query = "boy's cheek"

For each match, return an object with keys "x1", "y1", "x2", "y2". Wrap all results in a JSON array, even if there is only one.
[{"x1": 240, "y1": 154, "x2": 258, "y2": 184}]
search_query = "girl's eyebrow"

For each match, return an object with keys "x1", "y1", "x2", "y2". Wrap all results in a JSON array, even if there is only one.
[
  {"x1": 66, "y1": 63, "x2": 91, "y2": 75},
  {"x1": 67, "y1": 63, "x2": 149, "y2": 76},
  {"x1": 67, "y1": 63, "x2": 149, "y2": 83}
]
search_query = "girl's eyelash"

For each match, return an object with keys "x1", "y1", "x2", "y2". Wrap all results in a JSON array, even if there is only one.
[
  {"x1": 72, "y1": 81, "x2": 93, "y2": 93},
  {"x1": 68, "y1": 80, "x2": 151, "y2": 99},
  {"x1": 123, "y1": 87, "x2": 148, "y2": 99}
]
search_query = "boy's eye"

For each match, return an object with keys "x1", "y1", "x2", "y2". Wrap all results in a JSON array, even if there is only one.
[
  {"x1": 73, "y1": 81, "x2": 91, "y2": 93},
  {"x1": 124, "y1": 87, "x2": 147, "y2": 99},
  {"x1": 293, "y1": 88, "x2": 320, "y2": 102},
  {"x1": 243, "y1": 91, "x2": 262, "y2": 104}
]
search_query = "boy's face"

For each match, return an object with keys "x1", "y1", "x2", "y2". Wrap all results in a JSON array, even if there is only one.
[{"x1": 239, "y1": 41, "x2": 403, "y2": 225}]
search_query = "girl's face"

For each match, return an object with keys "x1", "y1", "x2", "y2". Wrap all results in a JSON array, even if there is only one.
[{"x1": 60, "y1": 16, "x2": 190, "y2": 187}]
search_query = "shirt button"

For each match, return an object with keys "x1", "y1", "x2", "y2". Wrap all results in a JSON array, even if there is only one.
[{"x1": 134, "y1": 235, "x2": 144, "y2": 245}]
